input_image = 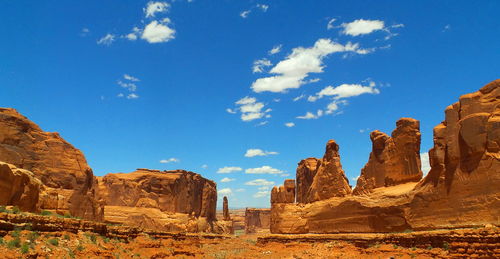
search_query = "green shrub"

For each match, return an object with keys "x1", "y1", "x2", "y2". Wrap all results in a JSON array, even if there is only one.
[
  {"x1": 103, "y1": 237, "x2": 110, "y2": 243},
  {"x1": 443, "y1": 241, "x2": 449, "y2": 250},
  {"x1": 11, "y1": 229, "x2": 21, "y2": 238},
  {"x1": 20, "y1": 242, "x2": 30, "y2": 254},
  {"x1": 68, "y1": 249, "x2": 75, "y2": 259},
  {"x1": 427, "y1": 245, "x2": 433, "y2": 250},
  {"x1": 11, "y1": 206, "x2": 20, "y2": 214},
  {"x1": 7, "y1": 238, "x2": 21, "y2": 249},
  {"x1": 0, "y1": 206, "x2": 6, "y2": 213},
  {"x1": 47, "y1": 238, "x2": 59, "y2": 246},
  {"x1": 27, "y1": 231, "x2": 39, "y2": 243},
  {"x1": 0, "y1": 237, "x2": 4, "y2": 245},
  {"x1": 84, "y1": 233, "x2": 97, "y2": 244},
  {"x1": 76, "y1": 245, "x2": 84, "y2": 251},
  {"x1": 40, "y1": 210, "x2": 52, "y2": 216},
  {"x1": 64, "y1": 234, "x2": 70, "y2": 240}
]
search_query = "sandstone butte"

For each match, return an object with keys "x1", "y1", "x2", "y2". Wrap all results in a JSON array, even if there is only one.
[
  {"x1": 271, "y1": 79, "x2": 499, "y2": 234},
  {"x1": 0, "y1": 108, "x2": 228, "y2": 233},
  {"x1": 244, "y1": 208, "x2": 271, "y2": 234}
]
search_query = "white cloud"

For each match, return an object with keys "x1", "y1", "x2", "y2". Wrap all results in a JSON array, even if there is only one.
[
  {"x1": 244, "y1": 149, "x2": 278, "y2": 157},
  {"x1": 141, "y1": 20, "x2": 175, "y2": 43},
  {"x1": 245, "y1": 166, "x2": 283, "y2": 174},
  {"x1": 124, "y1": 74, "x2": 140, "y2": 82},
  {"x1": 232, "y1": 96, "x2": 271, "y2": 122},
  {"x1": 257, "y1": 4, "x2": 269, "y2": 12},
  {"x1": 235, "y1": 96, "x2": 256, "y2": 105},
  {"x1": 258, "y1": 186, "x2": 269, "y2": 191},
  {"x1": 285, "y1": 122, "x2": 295, "y2": 127},
  {"x1": 327, "y1": 18, "x2": 336, "y2": 30},
  {"x1": 245, "y1": 179, "x2": 275, "y2": 186},
  {"x1": 220, "y1": 177, "x2": 235, "y2": 183},
  {"x1": 217, "y1": 166, "x2": 243, "y2": 174},
  {"x1": 144, "y1": 1, "x2": 170, "y2": 18},
  {"x1": 201, "y1": 164, "x2": 208, "y2": 169},
  {"x1": 226, "y1": 108, "x2": 237, "y2": 114},
  {"x1": 420, "y1": 152, "x2": 431, "y2": 175},
  {"x1": 253, "y1": 58, "x2": 272, "y2": 73},
  {"x1": 253, "y1": 190, "x2": 270, "y2": 198},
  {"x1": 251, "y1": 39, "x2": 371, "y2": 93},
  {"x1": 341, "y1": 19, "x2": 385, "y2": 36},
  {"x1": 293, "y1": 94, "x2": 305, "y2": 102},
  {"x1": 316, "y1": 82, "x2": 380, "y2": 100},
  {"x1": 297, "y1": 110, "x2": 323, "y2": 120},
  {"x1": 307, "y1": 95, "x2": 318, "y2": 102},
  {"x1": 240, "y1": 10, "x2": 251, "y2": 18},
  {"x1": 235, "y1": 188, "x2": 245, "y2": 192},
  {"x1": 269, "y1": 44, "x2": 282, "y2": 55},
  {"x1": 351, "y1": 176, "x2": 359, "y2": 181},
  {"x1": 117, "y1": 93, "x2": 125, "y2": 98},
  {"x1": 127, "y1": 93, "x2": 139, "y2": 99},
  {"x1": 80, "y1": 28, "x2": 90, "y2": 37},
  {"x1": 126, "y1": 33, "x2": 137, "y2": 41},
  {"x1": 256, "y1": 121, "x2": 268, "y2": 126},
  {"x1": 218, "y1": 188, "x2": 232, "y2": 196},
  {"x1": 117, "y1": 81, "x2": 137, "y2": 92},
  {"x1": 97, "y1": 34, "x2": 115, "y2": 45},
  {"x1": 160, "y1": 158, "x2": 179, "y2": 163}
]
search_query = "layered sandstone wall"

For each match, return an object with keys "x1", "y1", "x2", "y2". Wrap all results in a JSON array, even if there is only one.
[
  {"x1": 270, "y1": 80, "x2": 500, "y2": 234},
  {"x1": 245, "y1": 208, "x2": 270, "y2": 233},
  {"x1": 353, "y1": 118, "x2": 423, "y2": 195},
  {"x1": 97, "y1": 168, "x2": 220, "y2": 232},
  {"x1": 0, "y1": 108, "x2": 103, "y2": 221}
]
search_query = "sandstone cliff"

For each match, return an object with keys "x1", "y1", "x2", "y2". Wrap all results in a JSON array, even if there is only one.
[
  {"x1": 354, "y1": 118, "x2": 423, "y2": 195},
  {"x1": 270, "y1": 80, "x2": 500, "y2": 234},
  {"x1": 245, "y1": 208, "x2": 270, "y2": 234},
  {"x1": 98, "y1": 168, "x2": 219, "y2": 232},
  {"x1": 0, "y1": 108, "x2": 103, "y2": 221},
  {"x1": 295, "y1": 140, "x2": 351, "y2": 203},
  {"x1": 0, "y1": 162, "x2": 43, "y2": 212}
]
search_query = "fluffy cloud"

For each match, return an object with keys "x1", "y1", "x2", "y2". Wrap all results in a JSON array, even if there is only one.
[
  {"x1": 245, "y1": 179, "x2": 275, "y2": 186},
  {"x1": 269, "y1": 44, "x2": 282, "y2": 55},
  {"x1": 218, "y1": 188, "x2": 232, "y2": 196},
  {"x1": 285, "y1": 122, "x2": 295, "y2": 127},
  {"x1": 244, "y1": 149, "x2": 278, "y2": 157},
  {"x1": 420, "y1": 152, "x2": 431, "y2": 175},
  {"x1": 297, "y1": 110, "x2": 323, "y2": 120},
  {"x1": 316, "y1": 82, "x2": 380, "y2": 100},
  {"x1": 144, "y1": 1, "x2": 170, "y2": 18},
  {"x1": 231, "y1": 96, "x2": 271, "y2": 122},
  {"x1": 160, "y1": 158, "x2": 179, "y2": 163},
  {"x1": 251, "y1": 39, "x2": 372, "y2": 93},
  {"x1": 117, "y1": 74, "x2": 141, "y2": 99},
  {"x1": 141, "y1": 20, "x2": 175, "y2": 43},
  {"x1": 341, "y1": 19, "x2": 385, "y2": 36},
  {"x1": 245, "y1": 166, "x2": 283, "y2": 174},
  {"x1": 253, "y1": 58, "x2": 272, "y2": 73},
  {"x1": 127, "y1": 93, "x2": 139, "y2": 99},
  {"x1": 97, "y1": 34, "x2": 115, "y2": 45},
  {"x1": 220, "y1": 177, "x2": 235, "y2": 183},
  {"x1": 124, "y1": 74, "x2": 140, "y2": 82},
  {"x1": 240, "y1": 10, "x2": 251, "y2": 18},
  {"x1": 217, "y1": 166, "x2": 243, "y2": 174},
  {"x1": 253, "y1": 190, "x2": 270, "y2": 198}
]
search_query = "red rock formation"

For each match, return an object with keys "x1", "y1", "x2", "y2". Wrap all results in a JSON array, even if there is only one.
[
  {"x1": 270, "y1": 80, "x2": 500, "y2": 234},
  {"x1": 223, "y1": 196, "x2": 230, "y2": 221},
  {"x1": 271, "y1": 179, "x2": 295, "y2": 204},
  {"x1": 98, "y1": 168, "x2": 219, "y2": 232},
  {"x1": 245, "y1": 208, "x2": 270, "y2": 234},
  {"x1": 0, "y1": 108, "x2": 103, "y2": 221},
  {"x1": 354, "y1": 118, "x2": 423, "y2": 195},
  {"x1": 296, "y1": 140, "x2": 351, "y2": 203},
  {"x1": 0, "y1": 162, "x2": 43, "y2": 212}
]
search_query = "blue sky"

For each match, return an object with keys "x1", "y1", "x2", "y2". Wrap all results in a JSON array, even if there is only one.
[{"x1": 1, "y1": 1, "x2": 499, "y2": 208}]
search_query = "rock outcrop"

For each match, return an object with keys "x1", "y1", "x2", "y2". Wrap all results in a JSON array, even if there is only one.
[
  {"x1": 295, "y1": 140, "x2": 351, "y2": 204},
  {"x1": 245, "y1": 208, "x2": 270, "y2": 234},
  {"x1": 223, "y1": 196, "x2": 230, "y2": 221},
  {"x1": 0, "y1": 162, "x2": 43, "y2": 212},
  {"x1": 270, "y1": 80, "x2": 500, "y2": 234},
  {"x1": 98, "y1": 168, "x2": 219, "y2": 232},
  {"x1": 271, "y1": 179, "x2": 295, "y2": 204},
  {"x1": 354, "y1": 118, "x2": 423, "y2": 195},
  {"x1": 0, "y1": 108, "x2": 103, "y2": 221}
]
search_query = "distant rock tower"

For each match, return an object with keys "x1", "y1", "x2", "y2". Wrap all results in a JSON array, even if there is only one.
[{"x1": 223, "y1": 196, "x2": 231, "y2": 221}]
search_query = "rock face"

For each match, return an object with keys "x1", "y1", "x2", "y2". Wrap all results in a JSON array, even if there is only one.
[
  {"x1": 223, "y1": 196, "x2": 230, "y2": 221},
  {"x1": 0, "y1": 162, "x2": 43, "y2": 212},
  {"x1": 0, "y1": 108, "x2": 103, "y2": 221},
  {"x1": 270, "y1": 80, "x2": 500, "y2": 234},
  {"x1": 295, "y1": 140, "x2": 352, "y2": 203},
  {"x1": 245, "y1": 208, "x2": 271, "y2": 234},
  {"x1": 271, "y1": 179, "x2": 295, "y2": 204},
  {"x1": 354, "y1": 118, "x2": 423, "y2": 195},
  {"x1": 98, "y1": 168, "x2": 219, "y2": 232}
]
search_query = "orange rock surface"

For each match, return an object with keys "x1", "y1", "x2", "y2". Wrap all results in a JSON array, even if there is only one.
[
  {"x1": 0, "y1": 162, "x2": 43, "y2": 212},
  {"x1": 223, "y1": 196, "x2": 230, "y2": 221},
  {"x1": 97, "y1": 168, "x2": 222, "y2": 232},
  {"x1": 245, "y1": 208, "x2": 270, "y2": 234},
  {"x1": 270, "y1": 80, "x2": 500, "y2": 234},
  {"x1": 0, "y1": 108, "x2": 103, "y2": 221},
  {"x1": 354, "y1": 118, "x2": 423, "y2": 195}
]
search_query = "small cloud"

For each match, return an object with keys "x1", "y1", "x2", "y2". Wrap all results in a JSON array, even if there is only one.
[
  {"x1": 420, "y1": 152, "x2": 431, "y2": 175},
  {"x1": 226, "y1": 108, "x2": 237, "y2": 114},
  {"x1": 127, "y1": 93, "x2": 139, "y2": 99},
  {"x1": 144, "y1": 1, "x2": 170, "y2": 18},
  {"x1": 245, "y1": 166, "x2": 283, "y2": 174},
  {"x1": 253, "y1": 58, "x2": 272, "y2": 73},
  {"x1": 218, "y1": 188, "x2": 232, "y2": 196},
  {"x1": 245, "y1": 179, "x2": 275, "y2": 186},
  {"x1": 285, "y1": 122, "x2": 295, "y2": 127},
  {"x1": 351, "y1": 176, "x2": 359, "y2": 181},
  {"x1": 117, "y1": 93, "x2": 125, "y2": 98},
  {"x1": 293, "y1": 94, "x2": 305, "y2": 102},
  {"x1": 442, "y1": 24, "x2": 451, "y2": 32},
  {"x1": 159, "y1": 158, "x2": 179, "y2": 163},
  {"x1": 297, "y1": 110, "x2": 323, "y2": 120},
  {"x1": 235, "y1": 188, "x2": 245, "y2": 192},
  {"x1": 341, "y1": 19, "x2": 385, "y2": 36},
  {"x1": 141, "y1": 20, "x2": 175, "y2": 43},
  {"x1": 256, "y1": 4, "x2": 269, "y2": 12},
  {"x1": 326, "y1": 18, "x2": 336, "y2": 30},
  {"x1": 80, "y1": 28, "x2": 90, "y2": 37},
  {"x1": 253, "y1": 190, "x2": 270, "y2": 198},
  {"x1": 97, "y1": 34, "x2": 115, "y2": 46},
  {"x1": 244, "y1": 149, "x2": 278, "y2": 157},
  {"x1": 220, "y1": 177, "x2": 235, "y2": 183},
  {"x1": 268, "y1": 44, "x2": 282, "y2": 55},
  {"x1": 359, "y1": 128, "x2": 370, "y2": 133},
  {"x1": 256, "y1": 121, "x2": 268, "y2": 126},
  {"x1": 281, "y1": 173, "x2": 290, "y2": 177},
  {"x1": 230, "y1": 96, "x2": 271, "y2": 122},
  {"x1": 124, "y1": 74, "x2": 140, "y2": 82},
  {"x1": 258, "y1": 186, "x2": 269, "y2": 191},
  {"x1": 217, "y1": 166, "x2": 243, "y2": 174},
  {"x1": 201, "y1": 164, "x2": 208, "y2": 169},
  {"x1": 240, "y1": 10, "x2": 251, "y2": 18}
]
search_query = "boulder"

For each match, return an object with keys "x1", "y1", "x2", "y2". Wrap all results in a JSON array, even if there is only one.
[
  {"x1": 0, "y1": 162, "x2": 43, "y2": 212},
  {"x1": 0, "y1": 108, "x2": 103, "y2": 221}
]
